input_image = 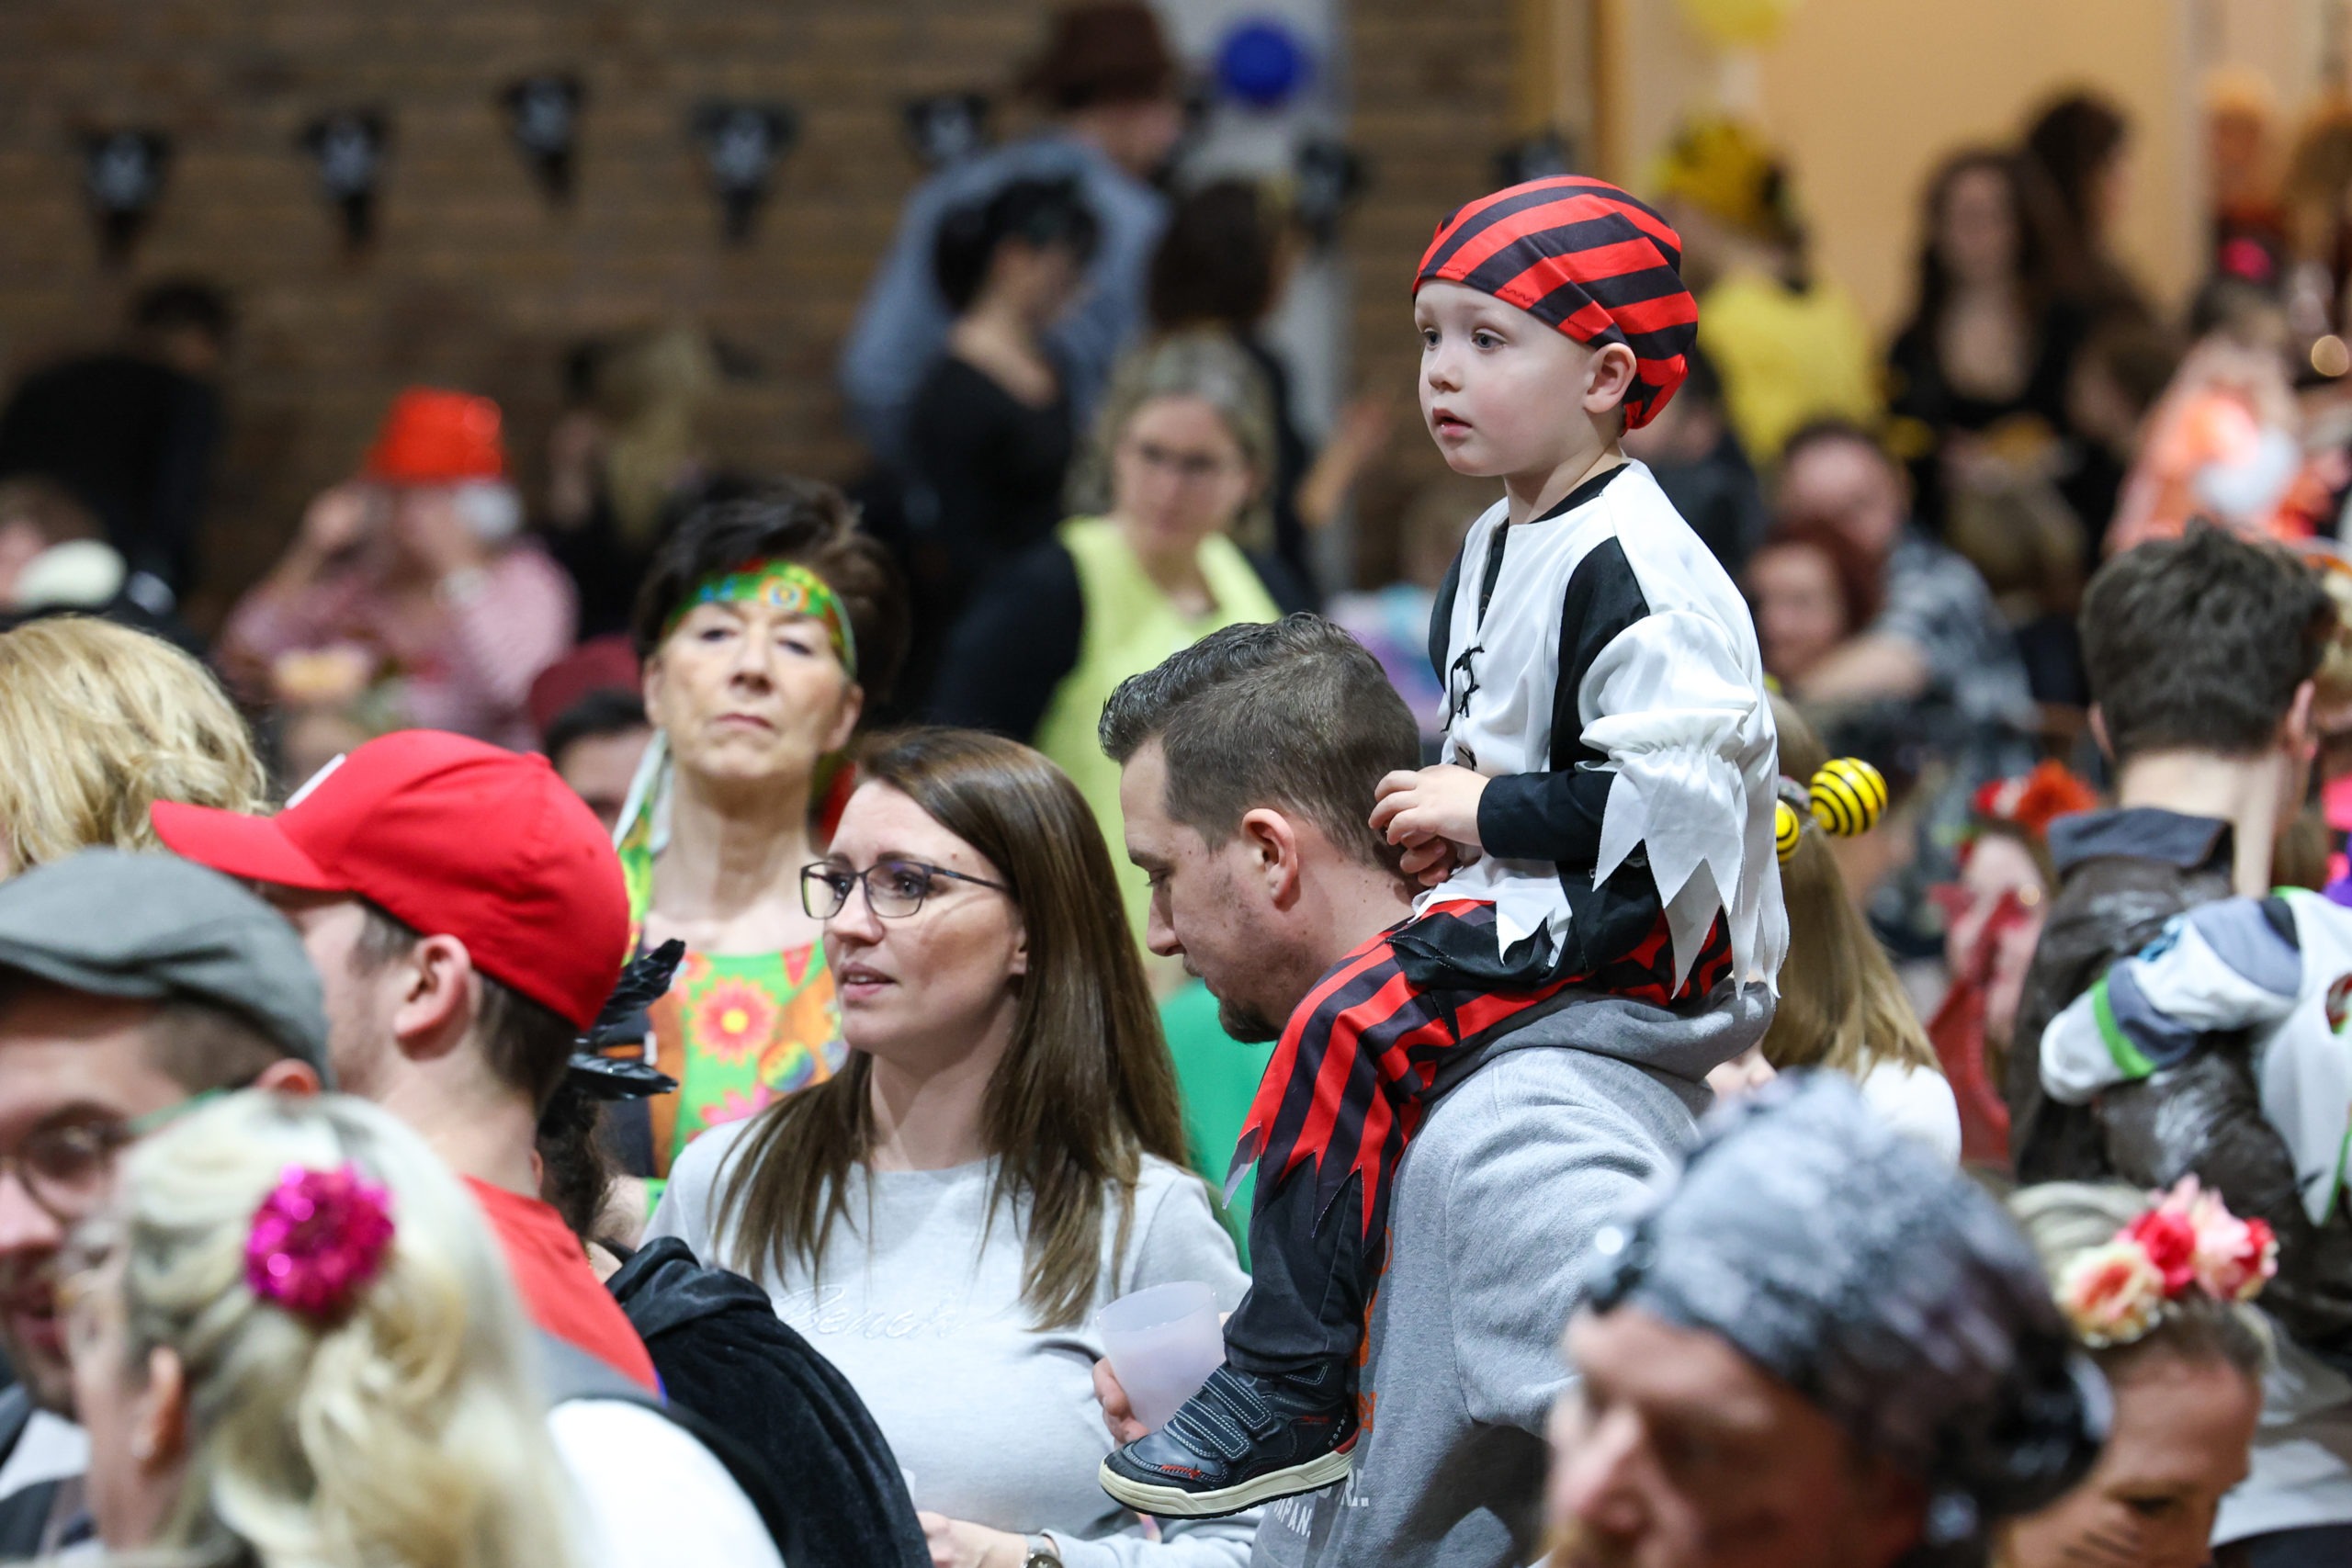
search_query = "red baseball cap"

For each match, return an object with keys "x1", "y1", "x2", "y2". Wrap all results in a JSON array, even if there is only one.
[
  {"x1": 152, "y1": 731, "x2": 628, "y2": 1030},
  {"x1": 363, "y1": 388, "x2": 508, "y2": 484}
]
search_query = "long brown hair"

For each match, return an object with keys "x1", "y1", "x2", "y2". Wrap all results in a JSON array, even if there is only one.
[
  {"x1": 1762, "y1": 696, "x2": 1939, "y2": 1079},
  {"x1": 713, "y1": 728, "x2": 1188, "y2": 1327}
]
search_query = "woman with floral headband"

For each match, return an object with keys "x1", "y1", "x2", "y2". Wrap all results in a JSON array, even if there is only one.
[
  {"x1": 2033, "y1": 880, "x2": 2352, "y2": 1562},
  {"x1": 608, "y1": 481, "x2": 909, "y2": 1214},
  {"x1": 62, "y1": 1091, "x2": 585, "y2": 1568},
  {"x1": 2003, "y1": 1180, "x2": 2277, "y2": 1568}
]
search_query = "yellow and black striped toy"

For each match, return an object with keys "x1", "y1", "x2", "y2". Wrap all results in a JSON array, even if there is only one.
[{"x1": 1774, "y1": 758, "x2": 1888, "y2": 864}]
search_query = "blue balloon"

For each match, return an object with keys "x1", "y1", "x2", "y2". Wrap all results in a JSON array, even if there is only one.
[{"x1": 1216, "y1": 19, "x2": 1309, "y2": 110}]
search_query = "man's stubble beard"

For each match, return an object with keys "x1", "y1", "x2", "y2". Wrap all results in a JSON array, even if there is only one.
[
  {"x1": 1215, "y1": 995, "x2": 1284, "y2": 1044},
  {"x1": 1195, "y1": 922, "x2": 1310, "y2": 1043},
  {"x1": 0, "y1": 1289, "x2": 74, "y2": 1416}
]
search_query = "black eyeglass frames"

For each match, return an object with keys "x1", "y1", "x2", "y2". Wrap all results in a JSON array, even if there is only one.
[{"x1": 799, "y1": 858, "x2": 1009, "y2": 920}]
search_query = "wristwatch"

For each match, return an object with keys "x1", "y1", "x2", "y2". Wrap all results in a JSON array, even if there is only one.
[{"x1": 1024, "y1": 1533, "x2": 1063, "y2": 1568}]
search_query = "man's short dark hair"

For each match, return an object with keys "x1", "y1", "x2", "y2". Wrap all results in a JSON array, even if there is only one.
[
  {"x1": 543, "y1": 688, "x2": 649, "y2": 769},
  {"x1": 142, "y1": 998, "x2": 292, "y2": 1093},
  {"x1": 1777, "y1": 416, "x2": 1891, "y2": 474},
  {"x1": 354, "y1": 904, "x2": 578, "y2": 1111},
  {"x1": 1099, "y1": 614, "x2": 1419, "y2": 870},
  {"x1": 0, "y1": 971, "x2": 287, "y2": 1096},
  {"x1": 2082, "y1": 525, "x2": 2332, "y2": 764}
]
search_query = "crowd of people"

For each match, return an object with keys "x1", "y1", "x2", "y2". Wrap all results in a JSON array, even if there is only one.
[{"x1": 5, "y1": 5, "x2": 2352, "y2": 1567}]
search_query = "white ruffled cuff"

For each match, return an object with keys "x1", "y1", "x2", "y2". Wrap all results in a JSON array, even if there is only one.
[{"x1": 1587, "y1": 717, "x2": 1751, "y2": 987}]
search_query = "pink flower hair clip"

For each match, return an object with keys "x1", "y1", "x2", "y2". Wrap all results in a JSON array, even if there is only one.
[
  {"x1": 2053, "y1": 1176, "x2": 2277, "y2": 1348},
  {"x1": 243, "y1": 1163, "x2": 396, "y2": 1323}
]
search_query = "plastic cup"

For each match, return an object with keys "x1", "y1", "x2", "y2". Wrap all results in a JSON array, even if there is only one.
[{"x1": 1095, "y1": 1280, "x2": 1225, "y2": 1431}]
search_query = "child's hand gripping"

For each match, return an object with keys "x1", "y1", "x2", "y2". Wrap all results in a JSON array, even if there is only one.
[{"x1": 1370, "y1": 764, "x2": 1487, "y2": 886}]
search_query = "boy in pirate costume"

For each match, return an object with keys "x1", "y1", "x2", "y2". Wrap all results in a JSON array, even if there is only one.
[{"x1": 1101, "y1": 178, "x2": 1786, "y2": 1517}]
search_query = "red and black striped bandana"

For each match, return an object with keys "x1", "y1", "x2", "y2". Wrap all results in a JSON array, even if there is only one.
[{"x1": 1414, "y1": 176, "x2": 1696, "y2": 430}]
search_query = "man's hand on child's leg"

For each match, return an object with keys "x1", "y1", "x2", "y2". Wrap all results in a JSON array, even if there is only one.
[{"x1": 1371, "y1": 766, "x2": 1487, "y2": 882}]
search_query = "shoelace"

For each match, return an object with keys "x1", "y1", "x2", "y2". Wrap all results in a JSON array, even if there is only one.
[{"x1": 1159, "y1": 1366, "x2": 1275, "y2": 1463}]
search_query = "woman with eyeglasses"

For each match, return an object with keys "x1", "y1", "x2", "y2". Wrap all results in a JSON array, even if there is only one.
[
  {"x1": 649, "y1": 728, "x2": 1254, "y2": 1568},
  {"x1": 927, "y1": 330, "x2": 1311, "y2": 953},
  {"x1": 605, "y1": 481, "x2": 910, "y2": 1216}
]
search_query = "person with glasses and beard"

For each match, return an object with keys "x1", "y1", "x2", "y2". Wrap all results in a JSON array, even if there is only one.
[{"x1": 0, "y1": 852, "x2": 328, "y2": 1555}]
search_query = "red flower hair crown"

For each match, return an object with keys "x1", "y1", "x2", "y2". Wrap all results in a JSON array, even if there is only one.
[{"x1": 2053, "y1": 1177, "x2": 2275, "y2": 1348}]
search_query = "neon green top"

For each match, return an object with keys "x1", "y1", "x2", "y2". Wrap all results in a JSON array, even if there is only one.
[
  {"x1": 1031, "y1": 517, "x2": 1283, "y2": 942},
  {"x1": 1159, "y1": 980, "x2": 1278, "y2": 1263}
]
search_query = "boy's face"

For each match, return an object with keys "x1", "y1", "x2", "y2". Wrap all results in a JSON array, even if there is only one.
[{"x1": 1415, "y1": 281, "x2": 1624, "y2": 481}]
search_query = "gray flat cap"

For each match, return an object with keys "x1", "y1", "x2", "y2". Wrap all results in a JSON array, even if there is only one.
[
  {"x1": 0, "y1": 849, "x2": 331, "y2": 1079},
  {"x1": 1583, "y1": 1071, "x2": 2108, "y2": 1568}
]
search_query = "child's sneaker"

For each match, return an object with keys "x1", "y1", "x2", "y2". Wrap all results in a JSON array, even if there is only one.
[{"x1": 1098, "y1": 1362, "x2": 1358, "y2": 1518}]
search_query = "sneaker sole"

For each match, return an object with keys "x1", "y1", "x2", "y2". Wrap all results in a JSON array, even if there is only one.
[{"x1": 1097, "y1": 1445, "x2": 1356, "y2": 1519}]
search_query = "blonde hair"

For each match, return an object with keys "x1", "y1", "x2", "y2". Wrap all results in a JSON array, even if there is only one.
[
  {"x1": 1761, "y1": 695, "x2": 1939, "y2": 1080},
  {"x1": 1069, "y1": 329, "x2": 1278, "y2": 551},
  {"x1": 98, "y1": 1092, "x2": 584, "y2": 1568},
  {"x1": 0, "y1": 617, "x2": 267, "y2": 879}
]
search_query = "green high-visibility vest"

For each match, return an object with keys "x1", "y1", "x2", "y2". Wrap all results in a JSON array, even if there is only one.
[{"x1": 1032, "y1": 516, "x2": 1283, "y2": 942}]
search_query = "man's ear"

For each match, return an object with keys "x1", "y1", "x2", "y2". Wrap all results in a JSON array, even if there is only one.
[
  {"x1": 2086, "y1": 704, "x2": 2113, "y2": 764},
  {"x1": 1238, "y1": 807, "x2": 1306, "y2": 908},
  {"x1": 1583, "y1": 343, "x2": 1639, "y2": 418},
  {"x1": 390, "y1": 934, "x2": 478, "y2": 1062},
  {"x1": 252, "y1": 1058, "x2": 322, "y2": 1098},
  {"x1": 138, "y1": 1345, "x2": 188, "y2": 1472},
  {"x1": 2284, "y1": 679, "x2": 2318, "y2": 757}
]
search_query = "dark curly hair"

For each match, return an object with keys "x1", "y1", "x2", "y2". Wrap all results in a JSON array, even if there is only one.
[
  {"x1": 2081, "y1": 525, "x2": 2330, "y2": 766},
  {"x1": 934, "y1": 176, "x2": 1100, "y2": 314},
  {"x1": 630, "y1": 478, "x2": 910, "y2": 705},
  {"x1": 1148, "y1": 179, "x2": 1279, "y2": 331}
]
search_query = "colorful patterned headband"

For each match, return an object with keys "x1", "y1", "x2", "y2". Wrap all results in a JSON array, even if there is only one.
[
  {"x1": 666, "y1": 558, "x2": 858, "y2": 677},
  {"x1": 2053, "y1": 1177, "x2": 2274, "y2": 1348},
  {"x1": 244, "y1": 1163, "x2": 397, "y2": 1323}
]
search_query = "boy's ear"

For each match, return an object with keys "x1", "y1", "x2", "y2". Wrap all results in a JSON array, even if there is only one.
[
  {"x1": 1583, "y1": 342, "x2": 1640, "y2": 419},
  {"x1": 2086, "y1": 704, "x2": 2113, "y2": 763},
  {"x1": 2283, "y1": 679, "x2": 2317, "y2": 756}
]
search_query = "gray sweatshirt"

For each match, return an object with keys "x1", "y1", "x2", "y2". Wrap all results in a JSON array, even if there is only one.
[
  {"x1": 1249, "y1": 985, "x2": 1769, "y2": 1568},
  {"x1": 650, "y1": 1129, "x2": 1257, "y2": 1568}
]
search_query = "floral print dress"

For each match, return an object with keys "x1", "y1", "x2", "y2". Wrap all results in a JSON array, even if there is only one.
[{"x1": 617, "y1": 828, "x2": 848, "y2": 1197}]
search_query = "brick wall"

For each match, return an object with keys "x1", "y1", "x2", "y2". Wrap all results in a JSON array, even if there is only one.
[
  {"x1": 1339, "y1": 0, "x2": 1514, "y2": 585},
  {"x1": 0, "y1": 0, "x2": 1510, "y2": 620}
]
